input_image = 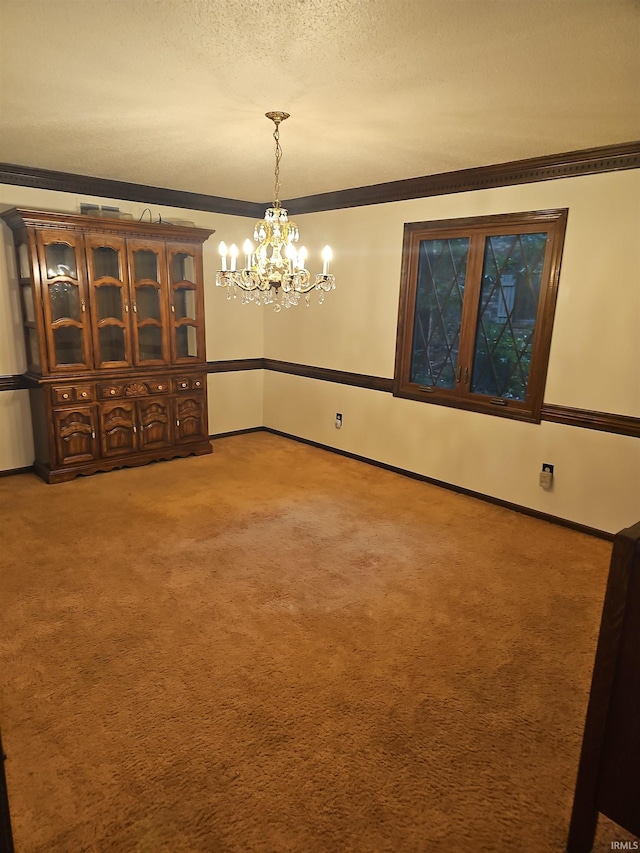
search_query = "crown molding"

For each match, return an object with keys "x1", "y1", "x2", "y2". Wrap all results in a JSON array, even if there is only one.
[
  {"x1": 282, "y1": 140, "x2": 640, "y2": 214},
  {"x1": 2, "y1": 141, "x2": 638, "y2": 219},
  {"x1": 0, "y1": 163, "x2": 263, "y2": 218}
]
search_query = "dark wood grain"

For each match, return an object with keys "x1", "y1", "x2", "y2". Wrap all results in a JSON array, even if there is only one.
[
  {"x1": 0, "y1": 164, "x2": 262, "y2": 218},
  {"x1": 283, "y1": 141, "x2": 640, "y2": 213},
  {"x1": 567, "y1": 521, "x2": 640, "y2": 850},
  {"x1": 542, "y1": 404, "x2": 640, "y2": 439}
]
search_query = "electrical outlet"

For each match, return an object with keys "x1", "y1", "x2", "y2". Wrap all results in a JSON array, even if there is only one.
[
  {"x1": 540, "y1": 463, "x2": 554, "y2": 490},
  {"x1": 335, "y1": 413, "x2": 342, "y2": 429}
]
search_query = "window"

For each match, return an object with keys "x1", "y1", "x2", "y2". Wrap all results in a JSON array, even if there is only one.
[{"x1": 393, "y1": 209, "x2": 568, "y2": 422}]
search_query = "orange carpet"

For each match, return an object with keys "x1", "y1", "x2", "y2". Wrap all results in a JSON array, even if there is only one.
[{"x1": 0, "y1": 432, "x2": 637, "y2": 852}]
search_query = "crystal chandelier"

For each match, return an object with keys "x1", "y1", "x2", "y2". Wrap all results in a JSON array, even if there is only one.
[{"x1": 216, "y1": 112, "x2": 335, "y2": 311}]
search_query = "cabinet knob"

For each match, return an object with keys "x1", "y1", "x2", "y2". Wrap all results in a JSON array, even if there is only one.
[
  {"x1": 110, "y1": 389, "x2": 116, "y2": 395},
  {"x1": 62, "y1": 393, "x2": 69, "y2": 399},
  {"x1": 81, "y1": 392, "x2": 87, "y2": 398},
  {"x1": 158, "y1": 385, "x2": 164, "y2": 391},
  {"x1": 195, "y1": 381, "x2": 201, "y2": 387},
  {"x1": 181, "y1": 382, "x2": 187, "y2": 388}
]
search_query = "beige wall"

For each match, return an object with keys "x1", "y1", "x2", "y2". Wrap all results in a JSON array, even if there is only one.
[
  {"x1": 262, "y1": 170, "x2": 640, "y2": 533},
  {"x1": 1, "y1": 172, "x2": 639, "y2": 533}
]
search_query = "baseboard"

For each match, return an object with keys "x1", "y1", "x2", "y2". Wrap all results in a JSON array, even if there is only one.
[
  {"x1": 0, "y1": 465, "x2": 33, "y2": 478},
  {"x1": 258, "y1": 427, "x2": 614, "y2": 541},
  {"x1": 210, "y1": 427, "x2": 265, "y2": 440}
]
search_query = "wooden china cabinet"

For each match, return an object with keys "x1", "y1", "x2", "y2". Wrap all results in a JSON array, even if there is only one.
[{"x1": 2, "y1": 208, "x2": 214, "y2": 483}]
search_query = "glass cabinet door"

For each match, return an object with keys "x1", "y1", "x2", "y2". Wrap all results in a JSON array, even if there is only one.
[
  {"x1": 167, "y1": 243, "x2": 205, "y2": 363},
  {"x1": 127, "y1": 239, "x2": 170, "y2": 365},
  {"x1": 86, "y1": 234, "x2": 132, "y2": 368},
  {"x1": 36, "y1": 230, "x2": 92, "y2": 371}
]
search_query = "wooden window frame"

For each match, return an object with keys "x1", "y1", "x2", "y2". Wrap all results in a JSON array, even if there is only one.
[{"x1": 393, "y1": 209, "x2": 568, "y2": 423}]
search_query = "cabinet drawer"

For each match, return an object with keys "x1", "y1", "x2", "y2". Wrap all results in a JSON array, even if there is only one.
[
  {"x1": 53, "y1": 383, "x2": 96, "y2": 404},
  {"x1": 149, "y1": 378, "x2": 170, "y2": 394},
  {"x1": 53, "y1": 386, "x2": 75, "y2": 404},
  {"x1": 75, "y1": 384, "x2": 95, "y2": 402},
  {"x1": 173, "y1": 375, "x2": 204, "y2": 393},
  {"x1": 99, "y1": 383, "x2": 124, "y2": 399},
  {"x1": 173, "y1": 377, "x2": 191, "y2": 393}
]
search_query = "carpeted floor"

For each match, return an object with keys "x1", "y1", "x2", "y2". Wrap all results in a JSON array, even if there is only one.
[{"x1": 0, "y1": 432, "x2": 638, "y2": 852}]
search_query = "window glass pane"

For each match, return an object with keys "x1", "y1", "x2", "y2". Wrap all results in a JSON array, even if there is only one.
[
  {"x1": 49, "y1": 282, "x2": 80, "y2": 321},
  {"x1": 92, "y1": 246, "x2": 120, "y2": 280},
  {"x1": 138, "y1": 326, "x2": 163, "y2": 361},
  {"x1": 134, "y1": 250, "x2": 158, "y2": 283},
  {"x1": 176, "y1": 325, "x2": 198, "y2": 359},
  {"x1": 53, "y1": 326, "x2": 84, "y2": 364},
  {"x1": 99, "y1": 326, "x2": 125, "y2": 362},
  {"x1": 136, "y1": 285, "x2": 161, "y2": 321},
  {"x1": 471, "y1": 232, "x2": 548, "y2": 400},
  {"x1": 45, "y1": 243, "x2": 77, "y2": 279},
  {"x1": 409, "y1": 237, "x2": 469, "y2": 388},
  {"x1": 174, "y1": 287, "x2": 197, "y2": 320},
  {"x1": 96, "y1": 284, "x2": 123, "y2": 321},
  {"x1": 172, "y1": 252, "x2": 195, "y2": 283}
]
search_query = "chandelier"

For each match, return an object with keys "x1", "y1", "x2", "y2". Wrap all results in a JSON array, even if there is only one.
[{"x1": 216, "y1": 112, "x2": 335, "y2": 311}]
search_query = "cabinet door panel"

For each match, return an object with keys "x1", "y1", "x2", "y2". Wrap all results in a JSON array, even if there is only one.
[
  {"x1": 53, "y1": 406, "x2": 98, "y2": 466},
  {"x1": 86, "y1": 233, "x2": 132, "y2": 368},
  {"x1": 167, "y1": 242, "x2": 205, "y2": 363},
  {"x1": 137, "y1": 397, "x2": 172, "y2": 451},
  {"x1": 100, "y1": 400, "x2": 137, "y2": 457},
  {"x1": 174, "y1": 392, "x2": 207, "y2": 444},
  {"x1": 127, "y1": 239, "x2": 170, "y2": 366},
  {"x1": 36, "y1": 230, "x2": 92, "y2": 371}
]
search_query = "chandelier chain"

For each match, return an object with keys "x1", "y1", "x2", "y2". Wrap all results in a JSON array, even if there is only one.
[{"x1": 273, "y1": 122, "x2": 282, "y2": 208}]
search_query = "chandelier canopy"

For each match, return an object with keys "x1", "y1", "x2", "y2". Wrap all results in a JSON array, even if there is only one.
[{"x1": 216, "y1": 112, "x2": 335, "y2": 311}]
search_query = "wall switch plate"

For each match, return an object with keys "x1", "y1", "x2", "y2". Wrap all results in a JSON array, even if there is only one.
[{"x1": 335, "y1": 413, "x2": 342, "y2": 429}]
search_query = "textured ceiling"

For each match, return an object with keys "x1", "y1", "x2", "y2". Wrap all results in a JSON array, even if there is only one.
[{"x1": 0, "y1": 0, "x2": 639, "y2": 202}]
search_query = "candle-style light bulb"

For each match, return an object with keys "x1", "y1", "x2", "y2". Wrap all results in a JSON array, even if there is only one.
[
  {"x1": 243, "y1": 239, "x2": 253, "y2": 269},
  {"x1": 219, "y1": 241, "x2": 228, "y2": 271},
  {"x1": 286, "y1": 243, "x2": 297, "y2": 273},
  {"x1": 229, "y1": 243, "x2": 238, "y2": 272},
  {"x1": 321, "y1": 245, "x2": 333, "y2": 275},
  {"x1": 297, "y1": 246, "x2": 308, "y2": 270}
]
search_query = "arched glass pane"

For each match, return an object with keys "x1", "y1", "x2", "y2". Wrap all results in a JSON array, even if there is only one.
[
  {"x1": 96, "y1": 284, "x2": 123, "y2": 321},
  {"x1": 134, "y1": 250, "x2": 158, "y2": 283},
  {"x1": 171, "y1": 252, "x2": 195, "y2": 283},
  {"x1": 45, "y1": 243, "x2": 77, "y2": 279},
  {"x1": 53, "y1": 326, "x2": 83, "y2": 364},
  {"x1": 99, "y1": 326, "x2": 125, "y2": 363},
  {"x1": 138, "y1": 326, "x2": 163, "y2": 361},
  {"x1": 176, "y1": 324, "x2": 198, "y2": 359},
  {"x1": 174, "y1": 287, "x2": 197, "y2": 320},
  {"x1": 136, "y1": 285, "x2": 160, "y2": 321},
  {"x1": 49, "y1": 282, "x2": 80, "y2": 321},
  {"x1": 93, "y1": 246, "x2": 120, "y2": 280}
]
